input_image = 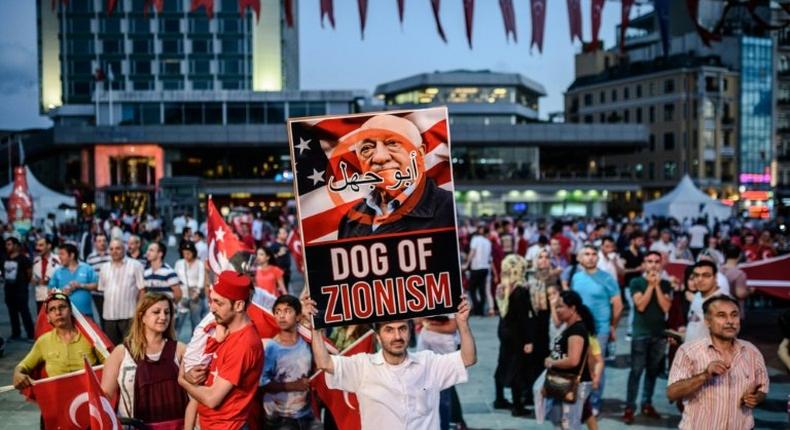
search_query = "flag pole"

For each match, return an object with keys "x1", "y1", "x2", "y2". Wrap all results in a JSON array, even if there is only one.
[{"x1": 0, "y1": 365, "x2": 105, "y2": 394}]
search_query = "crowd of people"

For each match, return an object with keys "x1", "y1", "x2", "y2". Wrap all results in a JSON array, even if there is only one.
[
  {"x1": 458, "y1": 214, "x2": 782, "y2": 429},
  {"x1": 1, "y1": 208, "x2": 786, "y2": 429}
]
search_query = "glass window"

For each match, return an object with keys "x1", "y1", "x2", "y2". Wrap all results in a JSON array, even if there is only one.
[
  {"x1": 191, "y1": 39, "x2": 212, "y2": 53},
  {"x1": 70, "y1": 61, "x2": 92, "y2": 75},
  {"x1": 132, "y1": 60, "x2": 151, "y2": 75},
  {"x1": 221, "y1": 80, "x2": 240, "y2": 90},
  {"x1": 664, "y1": 161, "x2": 677, "y2": 180},
  {"x1": 265, "y1": 103, "x2": 285, "y2": 123},
  {"x1": 249, "y1": 103, "x2": 264, "y2": 123},
  {"x1": 190, "y1": 60, "x2": 211, "y2": 74},
  {"x1": 599, "y1": 91, "x2": 605, "y2": 104},
  {"x1": 636, "y1": 108, "x2": 642, "y2": 123},
  {"x1": 636, "y1": 84, "x2": 642, "y2": 98},
  {"x1": 71, "y1": 81, "x2": 91, "y2": 97},
  {"x1": 102, "y1": 38, "x2": 123, "y2": 54},
  {"x1": 69, "y1": 38, "x2": 94, "y2": 54},
  {"x1": 663, "y1": 103, "x2": 674, "y2": 122},
  {"x1": 133, "y1": 80, "x2": 154, "y2": 90},
  {"x1": 221, "y1": 39, "x2": 242, "y2": 53},
  {"x1": 164, "y1": 104, "x2": 183, "y2": 124},
  {"x1": 192, "y1": 80, "x2": 213, "y2": 90},
  {"x1": 163, "y1": 0, "x2": 182, "y2": 12},
  {"x1": 162, "y1": 80, "x2": 183, "y2": 90},
  {"x1": 624, "y1": 87, "x2": 630, "y2": 100},
  {"x1": 189, "y1": 18, "x2": 210, "y2": 33},
  {"x1": 101, "y1": 18, "x2": 122, "y2": 33},
  {"x1": 611, "y1": 89, "x2": 618, "y2": 102},
  {"x1": 221, "y1": 18, "x2": 240, "y2": 33},
  {"x1": 69, "y1": 18, "x2": 91, "y2": 33},
  {"x1": 227, "y1": 103, "x2": 248, "y2": 124},
  {"x1": 162, "y1": 39, "x2": 183, "y2": 54},
  {"x1": 205, "y1": 103, "x2": 222, "y2": 124},
  {"x1": 663, "y1": 132, "x2": 675, "y2": 151},
  {"x1": 184, "y1": 104, "x2": 202, "y2": 124},
  {"x1": 289, "y1": 102, "x2": 308, "y2": 118},
  {"x1": 221, "y1": 0, "x2": 239, "y2": 11},
  {"x1": 130, "y1": 18, "x2": 150, "y2": 34},
  {"x1": 132, "y1": 39, "x2": 152, "y2": 54},
  {"x1": 649, "y1": 106, "x2": 655, "y2": 123},
  {"x1": 221, "y1": 59, "x2": 241, "y2": 74},
  {"x1": 160, "y1": 19, "x2": 181, "y2": 33},
  {"x1": 664, "y1": 79, "x2": 675, "y2": 93},
  {"x1": 161, "y1": 60, "x2": 181, "y2": 75},
  {"x1": 69, "y1": 1, "x2": 93, "y2": 12},
  {"x1": 583, "y1": 94, "x2": 592, "y2": 106},
  {"x1": 141, "y1": 104, "x2": 160, "y2": 124},
  {"x1": 649, "y1": 134, "x2": 655, "y2": 151},
  {"x1": 624, "y1": 110, "x2": 630, "y2": 123}
]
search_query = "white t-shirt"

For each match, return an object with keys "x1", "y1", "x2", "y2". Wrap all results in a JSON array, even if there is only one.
[
  {"x1": 688, "y1": 225, "x2": 708, "y2": 249},
  {"x1": 469, "y1": 235, "x2": 492, "y2": 271},
  {"x1": 650, "y1": 240, "x2": 676, "y2": 256},
  {"x1": 327, "y1": 350, "x2": 468, "y2": 430}
]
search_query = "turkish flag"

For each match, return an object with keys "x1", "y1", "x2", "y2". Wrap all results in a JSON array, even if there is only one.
[
  {"x1": 741, "y1": 254, "x2": 790, "y2": 300},
  {"x1": 207, "y1": 197, "x2": 253, "y2": 275},
  {"x1": 286, "y1": 228, "x2": 304, "y2": 273},
  {"x1": 310, "y1": 330, "x2": 376, "y2": 429},
  {"x1": 591, "y1": 0, "x2": 605, "y2": 49},
  {"x1": 566, "y1": 0, "x2": 582, "y2": 43},
  {"x1": 30, "y1": 364, "x2": 115, "y2": 430},
  {"x1": 85, "y1": 358, "x2": 120, "y2": 430},
  {"x1": 247, "y1": 301, "x2": 281, "y2": 339}
]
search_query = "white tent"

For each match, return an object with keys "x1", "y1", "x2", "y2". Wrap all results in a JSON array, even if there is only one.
[
  {"x1": 0, "y1": 168, "x2": 76, "y2": 224},
  {"x1": 643, "y1": 175, "x2": 732, "y2": 222}
]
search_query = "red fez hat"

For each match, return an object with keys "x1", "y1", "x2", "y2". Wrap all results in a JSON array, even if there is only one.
[{"x1": 213, "y1": 270, "x2": 252, "y2": 301}]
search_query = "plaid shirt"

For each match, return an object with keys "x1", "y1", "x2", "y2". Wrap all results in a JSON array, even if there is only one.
[{"x1": 668, "y1": 336, "x2": 769, "y2": 430}]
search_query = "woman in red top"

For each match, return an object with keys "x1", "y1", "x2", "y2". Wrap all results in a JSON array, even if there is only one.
[{"x1": 254, "y1": 247, "x2": 287, "y2": 297}]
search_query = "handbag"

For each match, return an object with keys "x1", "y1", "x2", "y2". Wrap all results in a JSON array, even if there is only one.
[{"x1": 542, "y1": 340, "x2": 589, "y2": 403}]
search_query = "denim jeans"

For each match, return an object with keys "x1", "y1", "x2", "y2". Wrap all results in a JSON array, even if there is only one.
[
  {"x1": 626, "y1": 335, "x2": 667, "y2": 410},
  {"x1": 175, "y1": 298, "x2": 207, "y2": 337},
  {"x1": 588, "y1": 332, "x2": 609, "y2": 412},
  {"x1": 439, "y1": 388, "x2": 452, "y2": 430}
]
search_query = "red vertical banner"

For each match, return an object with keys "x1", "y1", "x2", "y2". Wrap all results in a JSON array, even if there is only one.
[
  {"x1": 284, "y1": 0, "x2": 294, "y2": 27},
  {"x1": 530, "y1": 0, "x2": 546, "y2": 52},
  {"x1": 591, "y1": 0, "x2": 605, "y2": 49},
  {"x1": 566, "y1": 0, "x2": 582, "y2": 43},
  {"x1": 144, "y1": 0, "x2": 164, "y2": 15},
  {"x1": 619, "y1": 0, "x2": 634, "y2": 52},
  {"x1": 321, "y1": 0, "x2": 336, "y2": 28},
  {"x1": 357, "y1": 0, "x2": 369, "y2": 39},
  {"x1": 106, "y1": 0, "x2": 117, "y2": 15},
  {"x1": 191, "y1": 0, "x2": 214, "y2": 19},
  {"x1": 499, "y1": 0, "x2": 517, "y2": 43},
  {"x1": 430, "y1": 0, "x2": 448, "y2": 42},
  {"x1": 463, "y1": 0, "x2": 475, "y2": 48},
  {"x1": 396, "y1": 0, "x2": 405, "y2": 25},
  {"x1": 239, "y1": 0, "x2": 261, "y2": 21},
  {"x1": 685, "y1": 0, "x2": 721, "y2": 46}
]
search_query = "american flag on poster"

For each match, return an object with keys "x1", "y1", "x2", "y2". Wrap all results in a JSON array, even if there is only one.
[
  {"x1": 287, "y1": 107, "x2": 462, "y2": 329},
  {"x1": 290, "y1": 107, "x2": 453, "y2": 245}
]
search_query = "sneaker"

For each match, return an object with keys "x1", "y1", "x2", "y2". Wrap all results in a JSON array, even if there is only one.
[
  {"x1": 623, "y1": 406, "x2": 635, "y2": 425},
  {"x1": 641, "y1": 404, "x2": 661, "y2": 419},
  {"x1": 493, "y1": 399, "x2": 513, "y2": 410}
]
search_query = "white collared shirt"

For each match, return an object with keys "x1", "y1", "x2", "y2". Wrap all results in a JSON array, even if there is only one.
[
  {"x1": 99, "y1": 258, "x2": 145, "y2": 320},
  {"x1": 326, "y1": 350, "x2": 468, "y2": 430}
]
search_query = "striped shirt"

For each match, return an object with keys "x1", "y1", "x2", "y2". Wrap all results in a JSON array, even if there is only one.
[
  {"x1": 143, "y1": 263, "x2": 180, "y2": 299},
  {"x1": 86, "y1": 251, "x2": 111, "y2": 297},
  {"x1": 98, "y1": 258, "x2": 145, "y2": 320},
  {"x1": 668, "y1": 336, "x2": 769, "y2": 430}
]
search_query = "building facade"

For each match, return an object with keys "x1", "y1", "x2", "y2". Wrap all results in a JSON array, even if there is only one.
[
  {"x1": 566, "y1": 1, "x2": 776, "y2": 218},
  {"x1": 374, "y1": 70, "x2": 649, "y2": 217}
]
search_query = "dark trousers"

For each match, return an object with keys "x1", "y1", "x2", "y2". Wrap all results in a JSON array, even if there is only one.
[
  {"x1": 626, "y1": 336, "x2": 667, "y2": 409},
  {"x1": 92, "y1": 294, "x2": 104, "y2": 326},
  {"x1": 468, "y1": 269, "x2": 488, "y2": 315},
  {"x1": 6, "y1": 294, "x2": 34, "y2": 338},
  {"x1": 104, "y1": 319, "x2": 131, "y2": 346}
]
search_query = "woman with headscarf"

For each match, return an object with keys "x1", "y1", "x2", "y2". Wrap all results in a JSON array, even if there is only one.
[
  {"x1": 523, "y1": 249, "x2": 561, "y2": 410},
  {"x1": 493, "y1": 254, "x2": 532, "y2": 417}
]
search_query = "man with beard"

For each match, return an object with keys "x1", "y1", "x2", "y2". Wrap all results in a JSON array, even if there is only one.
[
  {"x1": 178, "y1": 271, "x2": 263, "y2": 430},
  {"x1": 303, "y1": 297, "x2": 476, "y2": 429},
  {"x1": 667, "y1": 295, "x2": 768, "y2": 429},
  {"x1": 336, "y1": 115, "x2": 454, "y2": 238}
]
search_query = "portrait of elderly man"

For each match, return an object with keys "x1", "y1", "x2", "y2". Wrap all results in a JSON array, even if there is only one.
[{"x1": 335, "y1": 114, "x2": 455, "y2": 238}]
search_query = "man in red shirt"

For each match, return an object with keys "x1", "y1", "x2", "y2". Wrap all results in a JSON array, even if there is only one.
[{"x1": 179, "y1": 271, "x2": 264, "y2": 430}]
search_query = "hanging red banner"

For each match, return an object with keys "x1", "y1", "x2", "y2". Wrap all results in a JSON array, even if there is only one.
[
  {"x1": 591, "y1": 0, "x2": 605, "y2": 50},
  {"x1": 499, "y1": 0, "x2": 517, "y2": 43},
  {"x1": 284, "y1": 0, "x2": 294, "y2": 27},
  {"x1": 191, "y1": 0, "x2": 214, "y2": 19},
  {"x1": 566, "y1": 0, "x2": 582, "y2": 43},
  {"x1": 106, "y1": 0, "x2": 117, "y2": 15},
  {"x1": 619, "y1": 0, "x2": 633, "y2": 52},
  {"x1": 531, "y1": 0, "x2": 547, "y2": 52},
  {"x1": 239, "y1": 0, "x2": 261, "y2": 21},
  {"x1": 430, "y1": 0, "x2": 448, "y2": 43},
  {"x1": 685, "y1": 0, "x2": 721, "y2": 46},
  {"x1": 463, "y1": 0, "x2": 474, "y2": 48},
  {"x1": 397, "y1": 0, "x2": 405, "y2": 24},
  {"x1": 357, "y1": 0, "x2": 369, "y2": 39},
  {"x1": 321, "y1": 0, "x2": 336, "y2": 28}
]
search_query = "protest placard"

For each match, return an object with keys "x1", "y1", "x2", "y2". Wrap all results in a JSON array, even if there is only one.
[{"x1": 287, "y1": 107, "x2": 462, "y2": 328}]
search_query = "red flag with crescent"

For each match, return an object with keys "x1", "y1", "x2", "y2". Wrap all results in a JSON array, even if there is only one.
[
  {"x1": 530, "y1": 0, "x2": 547, "y2": 52},
  {"x1": 206, "y1": 197, "x2": 253, "y2": 275},
  {"x1": 287, "y1": 228, "x2": 304, "y2": 273},
  {"x1": 85, "y1": 358, "x2": 120, "y2": 430},
  {"x1": 29, "y1": 364, "x2": 115, "y2": 430},
  {"x1": 310, "y1": 330, "x2": 376, "y2": 430}
]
